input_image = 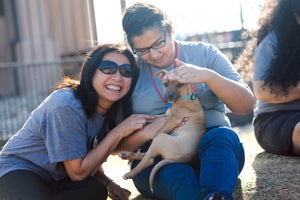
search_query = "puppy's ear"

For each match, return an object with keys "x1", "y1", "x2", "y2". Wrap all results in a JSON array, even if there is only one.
[{"x1": 155, "y1": 70, "x2": 167, "y2": 80}]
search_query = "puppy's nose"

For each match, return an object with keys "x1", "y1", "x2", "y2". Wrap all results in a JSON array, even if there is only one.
[{"x1": 167, "y1": 91, "x2": 175, "y2": 100}]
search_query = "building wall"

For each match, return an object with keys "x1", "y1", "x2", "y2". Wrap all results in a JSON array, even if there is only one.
[{"x1": 0, "y1": 0, "x2": 97, "y2": 96}]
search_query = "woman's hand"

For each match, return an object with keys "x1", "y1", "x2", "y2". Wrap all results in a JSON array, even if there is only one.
[
  {"x1": 176, "y1": 116, "x2": 189, "y2": 129},
  {"x1": 112, "y1": 114, "x2": 156, "y2": 138},
  {"x1": 163, "y1": 58, "x2": 210, "y2": 84},
  {"x1": 164, "y1": 58, "x2": 254, "y2": 114},
  {"x1": 141, "y1": 115, "x2": 170, "y2": 140},
  {"x1": 107, "y1": 181, "x2": 131, "y2": 200},
  {"x1": 113, "y1": 115, "x2": 170, "y2": 153}
]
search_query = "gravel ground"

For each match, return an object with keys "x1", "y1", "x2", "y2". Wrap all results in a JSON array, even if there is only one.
[{"x1": 103, "y1": 124, "x2": 300, "y2": 200}]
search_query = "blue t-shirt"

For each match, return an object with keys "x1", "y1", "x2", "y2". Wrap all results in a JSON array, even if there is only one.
[
  {"x1": 0, "y1": 88, "x2": 105, "y2": 181},
  {"x1": 253, "y1": 31, "x2": 300, "y2": 116},
  {"x1": 132, "y1": 40, "x2": 249, "y2": 128}
]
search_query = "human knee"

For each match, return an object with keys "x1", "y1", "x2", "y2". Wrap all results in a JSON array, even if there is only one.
[
  {"x1": 293, "y1": 122, "x2": 300, "y2": 135},
  {"x1": 198, "y1": 127, "x2": 244, "y2": 163},
  {"x1": 293, "y1": 122, "x2": 300, "y2": 142},
  {"x1": 199, "y1": 127, "x2": 240, "y2": 149},
  {"x1": 292, "y1": 122, "x2": 300, "y2": 155}
]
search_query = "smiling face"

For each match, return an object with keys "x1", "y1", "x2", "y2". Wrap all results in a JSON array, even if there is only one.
[{"x1": 92, "y1": 51, "x2": 132, "y2": 108}]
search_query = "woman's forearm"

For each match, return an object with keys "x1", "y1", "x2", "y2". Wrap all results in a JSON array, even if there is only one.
[
  {"x1": 114, "y1": 115, "x2": 170, "y2": 153},
  {"x1": 205, "y1": 70, "x2": 255, "y2": 114},
  {"x1": 113, "y1": 129, "x2": 150, "y2": 153},
  {"x1": 253, "y1": 80, "x2": 300, "y2": 103},
  {"x1": 64, "y1": 130, "x2": 123, "y2": 181}
]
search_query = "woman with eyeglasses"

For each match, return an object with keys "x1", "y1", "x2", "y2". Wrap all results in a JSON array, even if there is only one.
[
  {"x1": 0, "y1": 43, "x2": 159, "y2": 200},
  {"x1": 115, "y1": 2, "x2": 255, "y2": 200}
]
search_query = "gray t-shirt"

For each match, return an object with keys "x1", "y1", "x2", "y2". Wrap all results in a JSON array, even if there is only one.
[
  {"x1": 253, "y1": 31, "x2": 300, "y2": 117},
  {"x1": 132, "y1": 40, "x2": 248, "y2": 128},
  {"x1": 0, "y1": 88, "x2": 105, "y2": 181}
]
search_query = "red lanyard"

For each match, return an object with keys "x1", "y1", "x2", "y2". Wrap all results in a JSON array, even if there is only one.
[{"x1": 148, "y1": 42, "x2": 178, "y2": 104}]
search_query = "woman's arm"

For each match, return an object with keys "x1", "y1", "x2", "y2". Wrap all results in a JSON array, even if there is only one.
[
  {"x1": 63, "y1": 129, "x2": 124, "y2": 180},
  {"x1": 165, "y1": 59, "x2": 255, "y2": 114},
  {"x1": 63, "y1": 114, "x2": 154, "y2": 181},
  {"x1": 114, "y1": 115, "x2": 170, "y2": 153},
  {"x1": 253, "y1": 80, "x2": 300, "y2": 103},
  {"x1": 202, "y1": 69, "x2": 255, "y2": 114}
]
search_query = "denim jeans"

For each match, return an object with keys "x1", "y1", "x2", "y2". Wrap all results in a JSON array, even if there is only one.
[{"x1": 131, "y1": 126, "x2": 245, "y2": 200}]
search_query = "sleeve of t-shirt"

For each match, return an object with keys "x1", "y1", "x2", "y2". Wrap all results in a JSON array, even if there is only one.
[
  {"x1": 205, "y1": 44, "x2": 248, "y2": 86},
  {"x1": 44, "y1": 106, "x2": 87, "y2": 163},
  {"x1": 253, "y1": 32, "x2": 277, "y2": 81}
]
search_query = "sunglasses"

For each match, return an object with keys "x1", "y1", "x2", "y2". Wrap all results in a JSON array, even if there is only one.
[{"x1": 98, "y1": 60, "x2": 132, "y2": 78}]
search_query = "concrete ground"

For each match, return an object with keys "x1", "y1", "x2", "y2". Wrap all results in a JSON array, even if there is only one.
[{"x1": 103, "y1": 124, "x2": 300, "y2": 200}]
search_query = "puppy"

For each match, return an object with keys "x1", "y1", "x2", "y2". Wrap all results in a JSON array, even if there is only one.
[{"x1": 119, "y1": 70, "x2": 206, "y2": 191}]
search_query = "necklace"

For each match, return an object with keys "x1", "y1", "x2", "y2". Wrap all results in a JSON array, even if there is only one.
[
  {"x1": 148, "y1": 42, "x2": 178, "y2": 104},
  {"x1": 97, "y1": 104, "x2": 109, "y2": 111}
]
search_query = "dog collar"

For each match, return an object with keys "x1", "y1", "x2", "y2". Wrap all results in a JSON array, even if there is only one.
[
  {"x1": 165, "y1": 92, "x2": 197, "y2": 109},
  {"x1": 182, "y1": 92, "x2": 197, "y2": 101}
]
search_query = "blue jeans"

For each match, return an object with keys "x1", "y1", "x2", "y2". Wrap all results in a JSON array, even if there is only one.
[{"x1": 131, "y1": 126, "x2": 245, "y2": 200}]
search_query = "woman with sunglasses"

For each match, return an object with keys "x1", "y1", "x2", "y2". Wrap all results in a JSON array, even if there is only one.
[
  {"x1": 0, "y1": 43, "x2": 160, "y2": 200},
  {"x1": 116, "y1": 3, "x2": 255, "y2": 200}
]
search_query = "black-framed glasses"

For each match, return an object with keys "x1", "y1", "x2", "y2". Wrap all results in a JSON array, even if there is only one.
[
  {"x1": 133, "y1": 29, "x2": 167, "y2": 56},
  {"x1": 98, "y1": 60, "x2": 132, "y2": 78}
]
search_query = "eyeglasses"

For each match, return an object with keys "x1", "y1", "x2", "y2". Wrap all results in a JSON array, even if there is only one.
[
  {"x1": 98, "y1": 60, "x2": 132, "y2": 78},
  {"x1": 133, "y1": 29, "x2": 167, "y2": 56}
]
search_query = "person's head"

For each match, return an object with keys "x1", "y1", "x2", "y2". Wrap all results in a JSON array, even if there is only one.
[
  {"x1": 122, "y1": 2, "x2": 175, "y2": 68},
  {"x1": 58, "y1": 43, "x2": 138, "y2": 118},
  {"x1": 270, "y1": 0, "x2": 300, "y2": 34},
  {"x1": 234, "y1": 0, "x2": 300, "y2": 83}
]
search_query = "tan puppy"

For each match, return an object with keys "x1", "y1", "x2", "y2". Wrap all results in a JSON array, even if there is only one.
[{"x1": 119, "y1": 70, "x2": 206, "y2": 191}]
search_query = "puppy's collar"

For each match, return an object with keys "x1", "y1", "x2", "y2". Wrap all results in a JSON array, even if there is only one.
[
  {"x1": 165, "y1": 92, "x2": 197, "y2": 109},
  {"x1": 181, "y1": 92, "x2": 197, "y2": 101}
]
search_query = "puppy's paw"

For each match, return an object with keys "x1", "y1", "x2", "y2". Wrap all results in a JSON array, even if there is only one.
[
  {"x1": 119, "y1": 151, "x2": 146, "y2": 160},
  {"x1": 119, "y1": 151, "x2": 132, "y2": 159},
  {"x1": 123, "y1": 173, "x2": 132, "y2": 180}
]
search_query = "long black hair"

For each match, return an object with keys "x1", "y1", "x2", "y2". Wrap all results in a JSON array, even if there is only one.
[
  {"x1": 235, "y1": 0, "x2": 300, "y2": 96},
  {"x1": 56, "y1": 43, "x2": 139, "y2": 128},
  {"x1": 265, "y1": 0, "x2": 300, "y2": 96}
]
